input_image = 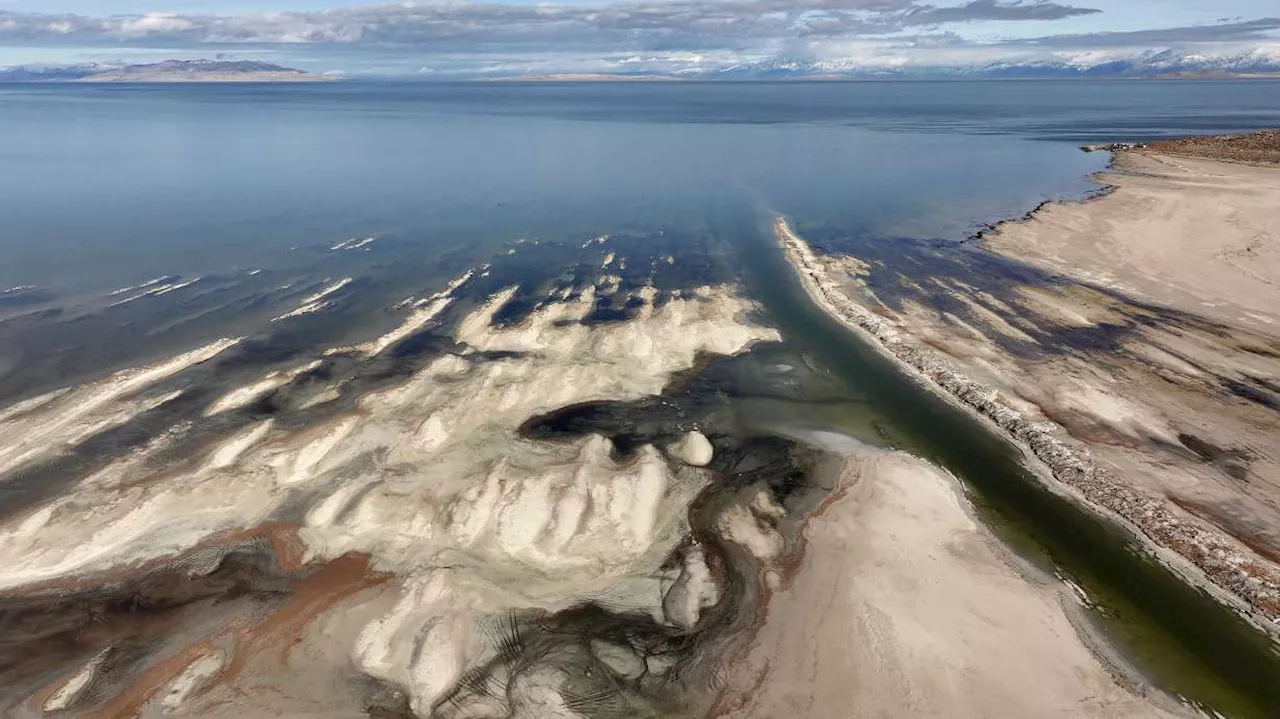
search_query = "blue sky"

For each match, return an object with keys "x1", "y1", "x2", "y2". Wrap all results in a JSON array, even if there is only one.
[{"x1": 1, "y1": 0, "x2": 1277, "y2": 75}]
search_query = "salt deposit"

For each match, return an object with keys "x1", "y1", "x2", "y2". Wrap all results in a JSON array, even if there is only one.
[
  {"x1": 0, "y1": 337, "x2": 240, "y2": 479},
  {"x1": 204, "y1": 360, "x2": 322, "y2": 416},
  {"x1": 0, "y1": 274, "x2": 777, "y2": 714},
  {"x1": 272, "y1": 278, "x2": 353, "y2": 321},
  {"x1": 159, "y1": 651, "x2": 227, "y2": 710},
  {"x1": 43, "y1": 649, "x2": 111, "y2": 713},
  {"x1": 669, "y1": 431, "x2": 714, "y2": 467},
  {"x1": 108, "y1": 277, "x2": 201, "y2": 307}
]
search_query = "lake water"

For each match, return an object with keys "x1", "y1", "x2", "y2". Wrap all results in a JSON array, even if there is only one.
[
  {"x1": 1, "y1": 78, "x2": 1275, "y2": 291},
  {"x1": 2, "y1": 79, "x2": 1280, "y2": 715}
]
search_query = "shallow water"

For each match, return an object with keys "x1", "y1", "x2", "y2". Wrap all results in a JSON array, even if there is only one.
[{"x1": 2, "y1": 79, "x2": 1280, "y2": 715}]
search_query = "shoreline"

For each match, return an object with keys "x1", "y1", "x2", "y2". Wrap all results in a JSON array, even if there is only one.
[
  {"x1": 980, "y1": 144, "x2": 1280, "y2": 334},
  {"x1": 773, "y1": 213, "x2": 1280, "y2": 636}
]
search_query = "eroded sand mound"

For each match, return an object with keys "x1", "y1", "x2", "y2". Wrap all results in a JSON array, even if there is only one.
[{"x1": 0, "y1": 252, "x2": 783, "y2": 716}]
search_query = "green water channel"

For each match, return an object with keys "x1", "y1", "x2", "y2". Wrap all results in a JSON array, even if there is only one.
[{"x1": 727, "y1": 215, "x2": 1280, "y2": 717}]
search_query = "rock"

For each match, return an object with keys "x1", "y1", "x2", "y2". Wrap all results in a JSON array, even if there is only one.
[
  {"x1": 668, "y1": 431, "x2": 713, "y2": 467},
  {"x1": 1080, "y1": 142, "x2": 1145, "y2": 153},
  {"x1": 662, "y1": 543, "x2": 720, "y2": 630}
]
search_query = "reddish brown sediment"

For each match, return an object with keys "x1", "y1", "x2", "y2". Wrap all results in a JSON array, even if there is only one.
[
  {"x1": 82, "y1": 554, "x2": 387, "y2": 718},
  {"x1": 0, "y1": 522, "x2": 381, "y2": 717},
  {"x1": 80, "y1": 637, "x2": 233, "y2": 719},
  {"x1": 227, "y1": 552, "x2": 389, "y2": 674}
]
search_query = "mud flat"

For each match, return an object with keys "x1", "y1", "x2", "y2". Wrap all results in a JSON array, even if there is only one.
[{"x1": 984, "y1": 143, "x2": 1280, "y2": 334}]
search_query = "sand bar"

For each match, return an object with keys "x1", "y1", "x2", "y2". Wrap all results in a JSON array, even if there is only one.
[{"x1": 714, "y1": 447, "x2": 1176, "y2": 718}]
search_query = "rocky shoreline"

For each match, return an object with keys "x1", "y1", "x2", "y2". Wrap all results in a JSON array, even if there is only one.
[{"x1": 774, "y1": 216, "x2": 1280, "y2": 632}]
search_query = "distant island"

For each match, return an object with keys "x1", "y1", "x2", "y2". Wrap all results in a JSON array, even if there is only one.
[{"x1": 0, "y1": 59, "x2": 334, "y2": 84}]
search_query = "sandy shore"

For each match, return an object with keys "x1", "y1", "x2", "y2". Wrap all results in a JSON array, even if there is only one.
[
  {"x1": 984, "y1": 151, "x2": 1280, "y2": 334},
  {"x1": 713, "y1": 447, "x2": 1177, "y2": 718},
  {"x1": 771, "y1": 135, "x2": 1280, "y2": 632}
]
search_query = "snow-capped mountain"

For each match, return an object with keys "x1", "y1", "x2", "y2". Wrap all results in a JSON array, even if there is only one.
[{"x1": 701, "y1": 48, "x2": 1280, "y2": 79}]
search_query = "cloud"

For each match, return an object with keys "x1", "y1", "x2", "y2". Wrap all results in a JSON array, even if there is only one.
[
  {"x1": 0, "y1": 2, "x2": 1276, "y2": 76},
  {"x1": 903, "y1": 0, "x2": 1101, "y2": 26},
  {"x1": 116, "y1": 13, "x2": 198, "y2": 39},
  {"x1": 0, "y1": 1, "x2": 1100, "y2": 50},
  {"x1": 1018, "y1": 16, "x2": 1280, "y2": 47}
]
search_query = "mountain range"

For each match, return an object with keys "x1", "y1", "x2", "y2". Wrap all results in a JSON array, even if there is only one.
[
  {"x1": 697, "y1": 49, "x2": 1280, "y2": 79},
  {"x1": 0, "y1": 59, "x2": 330, "y2": 83},
  {"x1": 3, "y1": 50, "x2": 1279, "y2": 82}
]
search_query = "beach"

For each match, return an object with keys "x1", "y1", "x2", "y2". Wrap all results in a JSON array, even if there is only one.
[{"x1": 985, "y1": 145, "x2": 1280, "y2": 334}]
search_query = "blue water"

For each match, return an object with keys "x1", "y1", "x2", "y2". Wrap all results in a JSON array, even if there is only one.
[{"x1": 4, "y1": 79, "x2": 1277, "y2": 292}]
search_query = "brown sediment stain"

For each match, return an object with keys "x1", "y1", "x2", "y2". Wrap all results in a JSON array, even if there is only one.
[
  {"x1": 705, "y1": 460, "x2": 859, "y2": 718},
  {"x1": 80, "y1": 636, "x2": 234, "y2": 719},
  {"x1": 773, "y1": 469, "x2": 857, "y2": 593},
  {"x1": 9, "y1": 609, "x2": 255, "y2": 719},
  {"x1": 230, "y1": 552, "x2": 390, "y2": 672},
  {"x1": 0, "y1": 521, "x2": 382, "y2": 717},
  {"x1": 76, "y1": 554, "x2": 387, "y2": 719}
]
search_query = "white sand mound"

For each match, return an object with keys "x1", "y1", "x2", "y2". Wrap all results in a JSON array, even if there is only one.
[
  {"x1": 0, "y1": 337, "x2": 240, "y2": 479},
  {"x1": 0, "y1": 278, "x2": 777, "y2": 714},
  {"x1": 669, "y1": 431, "x2": 714, "y2": 466}
]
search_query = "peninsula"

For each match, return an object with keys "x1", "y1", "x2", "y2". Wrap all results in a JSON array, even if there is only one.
[{"x1": 776, "y1": 130, "x2": 1280, "y2": 631}]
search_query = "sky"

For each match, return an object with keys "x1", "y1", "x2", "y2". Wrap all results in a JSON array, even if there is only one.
[{"x1": 0, "y1": 0, "x2": 1278, "y2": 75}]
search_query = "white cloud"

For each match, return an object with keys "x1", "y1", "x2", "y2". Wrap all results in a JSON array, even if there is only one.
[
  {"x1": 117, "y1": 13, "x2": 197, "y2": 38},
  {"x1": 0, "y1": 2, "x2": 1276, "y2": 76}
]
